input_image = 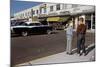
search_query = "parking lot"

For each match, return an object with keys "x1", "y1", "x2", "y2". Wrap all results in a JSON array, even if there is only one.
[{"x1": 11, "y1": 30, "x2": 95, "y2": 66}]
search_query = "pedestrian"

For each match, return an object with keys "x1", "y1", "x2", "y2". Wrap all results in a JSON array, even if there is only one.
[
  {"x1": 76, "y1": 17, "x2": 87, "y2": 56},
  {"x1": 65, "y1": 21, "x2": 73, "y2": 55}
]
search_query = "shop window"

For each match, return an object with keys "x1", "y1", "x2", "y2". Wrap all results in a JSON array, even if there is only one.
[
  {"x1": 85, "y1": 15, "x2": 91, "y2": 29},
  {"x1": 85, "y1": 15, "x2": 91, "y2": 20},
  {"x1": 85, "y1": 14, "x2": 95, "y2": 29}
]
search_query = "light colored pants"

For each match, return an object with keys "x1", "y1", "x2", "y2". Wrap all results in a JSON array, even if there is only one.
[{"x1": 66, "y1": 35, "x2": 73, "y2": 53}]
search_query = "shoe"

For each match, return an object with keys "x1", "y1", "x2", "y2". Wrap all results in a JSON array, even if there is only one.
[
  {"x1": 83, "y1": 53, "x2": 86, "y2": 56},
  {"x1": 66, "y1": 52, "x2": 69, "y2": 54},
  {"x1": 66, "y1": 52, "x2": 72, "y2": 55},
  {"x1": 69, "y1": 53, "x2": 72, "y2": 55},
  {"x1": 79, "y1": 53, "x2": 82, "y2": 56}
]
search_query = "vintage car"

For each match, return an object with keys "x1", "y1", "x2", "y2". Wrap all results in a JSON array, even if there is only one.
[{"x1": 11, "y1": 21, "x2": 53, "y2": 36}]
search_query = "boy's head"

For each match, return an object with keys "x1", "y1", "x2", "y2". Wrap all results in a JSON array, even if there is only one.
[
  {"x1": 79, "y1": 17, "x2": 85, "y2": 24},
  {"x1": 79, "y1": 17, "x2": 84, "y2": 22}
]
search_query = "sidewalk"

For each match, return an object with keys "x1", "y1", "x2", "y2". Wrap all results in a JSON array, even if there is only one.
[
  {"x1": 73, "y1": 29, "x2": 95, "y2": 33},
  {"x1": 15, "y1": 44, "x2": 95, "y2": 67}
]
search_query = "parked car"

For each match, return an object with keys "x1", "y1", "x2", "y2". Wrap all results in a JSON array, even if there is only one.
[{"x1": 11, "y1": 21, "x2": 53, "y2": 36}]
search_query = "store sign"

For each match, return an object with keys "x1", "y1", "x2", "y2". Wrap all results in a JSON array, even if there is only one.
[
  {"x1": 82, "y1": 9, "x2": 94, "y2": 13},
  {"x1": 39, "y1": 14, "x2": 47, "y2": 17},
  {"x1": 48, "y1": 13, "x2": 58, "y2": 16},
  {"x1": 60, "y1": 11, "x2": 70, "y2": 15},
  {"x1": 72, "y1": 7, "x2": 94, "y2": 14},
  {"x1": 71, "y1": 7, "x2": 82, "y2": 14},
  {"x1": 73, "y1": 8, "x2": 80, "y2": 12}
]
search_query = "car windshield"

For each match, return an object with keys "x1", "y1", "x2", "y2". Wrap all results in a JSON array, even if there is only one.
[
  {"x1": 28, "y1": 23, "x2": 41, "y2": 26},
  {"x1": 15, "y1": 22, "x2": 28, "y2": 26}
]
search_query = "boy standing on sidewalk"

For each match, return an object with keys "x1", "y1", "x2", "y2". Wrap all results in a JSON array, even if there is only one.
[
  {"x1": 76, "y1": 17, "x2": 87, "y2": 56},
  {"x1": 65, "y1": 21, "x2": 73, "y2": 55}
]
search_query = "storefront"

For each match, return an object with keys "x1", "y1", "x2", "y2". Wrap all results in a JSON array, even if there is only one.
[
  {"x1": 70, "y1": 7, "x2": 95, "y2": 31},
  {"x1": 38, "y1": 17, "x2": 47, "y2": 25},
  {"x1": 47, "y1": 16, "x2": 70, "y2": 30},
  {"x1": 85, "y1": 13, "x2": 95, "y2": 30},
  {"x1": 71, "y1": 13, "x2": 95, "y2": 31}
]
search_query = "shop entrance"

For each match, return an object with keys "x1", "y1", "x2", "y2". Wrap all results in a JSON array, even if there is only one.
[
  {"x1": 85, "y1": 14, "x2": 95, "y2": 30},
  {"x1": 86, "y1": 20, "x2": 91, "y2": 29}
]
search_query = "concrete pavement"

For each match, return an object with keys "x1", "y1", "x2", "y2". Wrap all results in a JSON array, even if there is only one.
[
  {"x1": 15, "y1": 43, "x2": 95, "y2": 67},
  {"x1": 11, "y1": 30, "x2": 95, "y2": 66}
]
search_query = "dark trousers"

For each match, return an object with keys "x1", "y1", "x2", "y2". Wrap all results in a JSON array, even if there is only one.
[{"x1": 77, "y1": 34, "x2": 86, "y2": 54}]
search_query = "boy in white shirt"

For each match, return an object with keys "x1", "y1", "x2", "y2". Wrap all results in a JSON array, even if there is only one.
[{"x1": 65, "y1": 21, "x2": 73, "y2": 55}]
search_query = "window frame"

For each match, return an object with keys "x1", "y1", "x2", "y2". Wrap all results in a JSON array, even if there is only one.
[
  {"x1": 50, "y1": 6, "x2": 54, "y2": 12},
  {"x1": 56, "y1": 4, "x2": 61, "y2": 11}
]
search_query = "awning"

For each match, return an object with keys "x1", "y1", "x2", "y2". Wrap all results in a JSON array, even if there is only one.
[{"x1": 47, "y1": 17, "x2": 69, "y2": 22}]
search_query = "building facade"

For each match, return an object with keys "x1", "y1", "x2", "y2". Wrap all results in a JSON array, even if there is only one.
[{"x1": 13, "y1": 3, "x2": 95, "y2": 31}]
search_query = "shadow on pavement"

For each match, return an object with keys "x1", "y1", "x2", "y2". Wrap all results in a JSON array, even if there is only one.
[
  {"x1": 85, "y1": 45, "x2": 95, "y2": 56},
  {"x1": 71, "y1": 45, "x2": 95, "y2": 56}
]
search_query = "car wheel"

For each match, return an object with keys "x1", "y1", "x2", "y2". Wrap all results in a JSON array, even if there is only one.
[
  {"x1": 47, "y1": 30, "x2": 51, "y2": 34},
  {"x1": 21, "y1": 31, "x2": 28, "y2": 36}
]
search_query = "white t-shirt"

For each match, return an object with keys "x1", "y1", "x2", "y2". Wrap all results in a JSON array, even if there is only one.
[{"x1": 65, "y1": 26, "x2": 73, "y2": 36}]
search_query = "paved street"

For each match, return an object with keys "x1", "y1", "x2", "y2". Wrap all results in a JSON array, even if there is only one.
[
  {"x1": 15, "y1": 44, "x2": 95, "y2": 67},
  {"x1": 11, "y1": 30, "x2": 95, "y2": 66}
]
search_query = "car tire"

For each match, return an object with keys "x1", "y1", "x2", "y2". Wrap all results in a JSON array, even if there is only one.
[{"x1": 21, "y1": 31, "x2": 28, "y2": 36}]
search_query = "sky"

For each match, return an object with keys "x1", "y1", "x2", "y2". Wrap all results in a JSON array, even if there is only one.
[{"x1": 10, "y1": 0, "x2": 43, "y2": 16}]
